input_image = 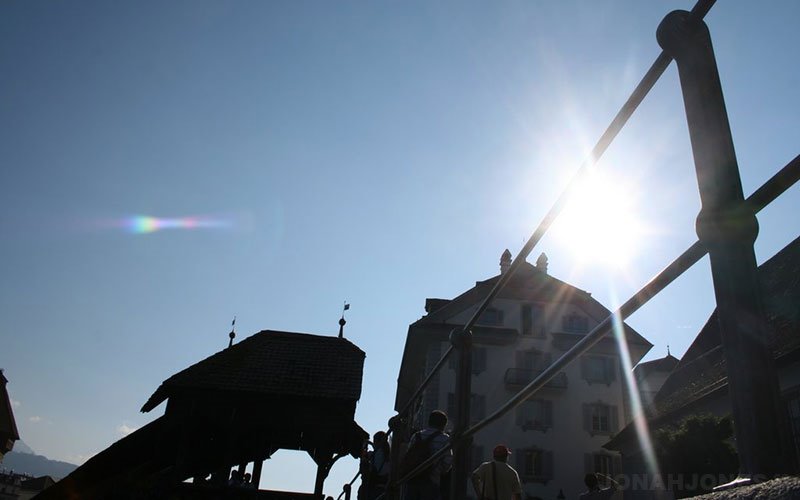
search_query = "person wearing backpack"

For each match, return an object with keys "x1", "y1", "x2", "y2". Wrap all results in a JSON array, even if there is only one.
[
  {"x1": 401, "y1": 410, "x2": 453, "y2": 500},
  {"x1": 358, "y1": 431, "x2": 391, "y2": 500},
  {"x1": 470, "y1": 445, "x2": 522, "y2": 500}
]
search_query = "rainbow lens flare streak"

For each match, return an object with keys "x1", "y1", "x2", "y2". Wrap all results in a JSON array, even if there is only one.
[
  {"x1": 121, "y1": 215, "x2": 232, "y2": 234},
  {"x1": 609, "y1": 289, "x2": 661, "y2": 479}
]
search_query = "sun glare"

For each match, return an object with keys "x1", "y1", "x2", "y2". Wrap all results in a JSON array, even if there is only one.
[{"x1": 552, "y1": 170, "x2": 644, "y2": 269}]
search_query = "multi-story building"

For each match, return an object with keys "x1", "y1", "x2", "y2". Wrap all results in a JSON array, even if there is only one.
[{"x1": 395, "y1": 250, "x2": 652, "y2": 500}]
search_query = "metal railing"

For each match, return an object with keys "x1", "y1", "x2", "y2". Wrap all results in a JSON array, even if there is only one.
[{"x1": 370, "y1": 0, "x2": 800, "y2": 498}]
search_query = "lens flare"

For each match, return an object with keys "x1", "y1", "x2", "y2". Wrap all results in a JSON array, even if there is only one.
[
  {"x1": 608, "y1": 289, "x2": 661, "y2": 480},
  {"x1": 118, "y1": 215, "x2": 232, "y2": 234}
]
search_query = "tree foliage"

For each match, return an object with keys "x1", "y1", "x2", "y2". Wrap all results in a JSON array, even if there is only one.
[{"x1": 654, "y1": 413, "x2": 739, "y2": 498}]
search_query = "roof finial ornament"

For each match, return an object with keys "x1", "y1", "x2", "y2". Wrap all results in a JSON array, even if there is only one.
[
  {"x1": 228, "y1": 316, "x2": 236, "y2": 348},
  {"x1": 667, "y1": 344, "x2": 671, "y2": 357},
  {"x1": 500, "y1": 249, "x2": 512, "y2": 275},
  {"x1": 536, "y1": 252, "x2": 549, "y2": 274},
  {"x1": 338, "y1": 302, "x2": 350, "y2": 338}
]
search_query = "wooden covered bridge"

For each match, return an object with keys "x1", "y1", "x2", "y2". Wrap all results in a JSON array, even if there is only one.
[{"x1": 37, "y1": 330, "x2": 368, "y2": 499}]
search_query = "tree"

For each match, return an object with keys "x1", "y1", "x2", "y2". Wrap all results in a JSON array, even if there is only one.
[{"x1": 653, "y1": 414, "x2": 738, "y2": 498}]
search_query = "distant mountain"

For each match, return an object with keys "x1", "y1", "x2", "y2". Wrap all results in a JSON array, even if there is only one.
[
  {"x1": 12, "y1": 439, "x2": 36, "y2": 455},
  {"x1": 1, "y1": 450, "x2": 77, "y2": 479}
]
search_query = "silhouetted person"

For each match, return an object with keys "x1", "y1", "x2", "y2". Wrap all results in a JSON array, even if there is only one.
[
  {"x1": 359, "y1": 431, "x2": 392, "y2": 500},
  {"x1": 228, "y1": 469, "x2": 242, "y2": 488},
  {"x1": 579, "y1": 473, "x2": 618, "y2": 500},
  {"x1": 471, "y1": 445, "x2": 522, "y2": 500},
  {"x1": 241, "y1": 472, "x2": 256, "y2": 489},
  {"x1": 403, "y1": 410, "x2": 452, "y2": 500}
]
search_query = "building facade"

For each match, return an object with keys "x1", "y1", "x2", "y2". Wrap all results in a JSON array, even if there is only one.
[{"x1": 395, "y1": 251, "x2": 652, "y2": 500}]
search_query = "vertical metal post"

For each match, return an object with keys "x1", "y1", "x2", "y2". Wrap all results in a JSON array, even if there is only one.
[
  {"x1": 449, "y1": 328, "x2": 473, "y2": 500},
  {"x1": 344, "y1": 483, "x2": 352, "y2": 500},
  {"x1": 657, "y1": 10, "x2": 786, "y2": 477}
]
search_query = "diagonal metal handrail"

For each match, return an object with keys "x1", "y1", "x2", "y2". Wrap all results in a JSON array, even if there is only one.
[
  {"x1": 459, "y1": 0, "x2": 717, "y2": 343},
  {"x1": 395, "y1": 153, "x2": 800, "y2": 486},
  {"x1": 336, "y1": 470, "x2": 361, "y2": 500},
  {"x1": 393, "y1": 0, "x2": 717, "y2": 423}
]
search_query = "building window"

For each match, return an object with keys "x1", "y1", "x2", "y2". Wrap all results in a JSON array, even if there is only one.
[
  {"x1": 562, "y1": 313, "x2": 588, "y2": 333},
  {"x1": 581, "y1": 355, "x2": 616, "y2": 385},
  {"x1": 516, "y1": 448, "x2": 554, "y2": 484},
  {"x1": 516, "y1": 350, "x2": 551, "y2": 371},
  {"x1": 447, "y1": 393, "x2": 486, "y2": 424},
  {"x1": 477, "y1": 307, "x2": 504, "y2": 326},
  {"x1": 448, "y1": 346, "x2": 487, "y2": 375},
  {"x1": 585, "y1": 452, "x2": 622, "y2": 478},
  {"x1": 521, "y1": 304, "x2": 545, "y2": 337},
  {"x1": 583, "y1": 402, "x2": 619, "y2": 436},
  {"x1": 516, "y1": 399, "x2": 553, "y2": 432}
]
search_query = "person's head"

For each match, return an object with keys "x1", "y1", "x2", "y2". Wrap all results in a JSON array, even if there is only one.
[
  {"x1": 584, "y1": 473, "x2": 599, "y2": 490},
  {"x1": 492, "y1": 444, "x2": 511, "y2": 463},
  {"x1": 428, "y1": 410, "x2": 448, "y2": 431},
  {"x1": 373, "y1": 431, "x2": 387, "y2": 444},
  {"x1": 244, "y1": 472, "x2": 252, "y2": 483}
]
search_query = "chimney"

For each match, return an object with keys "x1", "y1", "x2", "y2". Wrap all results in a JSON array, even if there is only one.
[
  {"x1": 500, "y1": 249, "x2": 512, "y2": 274},
  {"x1": 536, "y1": 252, "x2": 549, "y2": 274}
]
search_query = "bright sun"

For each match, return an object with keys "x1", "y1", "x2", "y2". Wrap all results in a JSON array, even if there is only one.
[{"x1": 551, "y1": 170, "x2": 645, "y2": 269}]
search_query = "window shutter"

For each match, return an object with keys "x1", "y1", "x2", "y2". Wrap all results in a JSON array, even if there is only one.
[
  {"x1": 582, "y1": 404, "x2": 591, "y2": 433},
  {"x1": 544, "y1": 400, "x2": 553, "y2": 429},
  {"x1": 474, "y1": 348, "x2": 487, "y2": 374},
  {"x1": 475, "y1": 394, "x2": 486, "y2": 421},
  {"x1": 611, "y1": 405, "x2": 619, "y2": 433},
  {"x1": 544, "y1": 451, "x2": 554, "y2": 480},
  {"x1": 584, "y1": 453, "x2": 593, "y2": 474},
  {"x1": 612, "y1": 455, "x2": 622, "y2": 477},
  {"x1": 581, "y1": 357, "x2": 589, "y2": 382},
  {"x1": 447, "y1": 393, "x2": 455, "y2": 420},
  {"x1": 606, "y1": 357, "x2": 617, "y2": 383},
  {"x1": 522, "y1": 304, "x2": 532, "y2": 335}
]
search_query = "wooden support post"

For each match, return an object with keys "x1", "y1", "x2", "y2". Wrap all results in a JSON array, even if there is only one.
[
  {"x1": 252, "y1": 458, "x2": 264, "y2": 489},
  {"x1": 314, "y1": 452, "x2": 334, "y2": 497}
]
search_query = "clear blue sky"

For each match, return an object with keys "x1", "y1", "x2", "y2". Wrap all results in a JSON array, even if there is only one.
[{"x1": 2, "y1": 0, "x2": 799, "y2": 495}]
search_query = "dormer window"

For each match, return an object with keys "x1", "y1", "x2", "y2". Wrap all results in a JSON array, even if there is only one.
[
  {"x1": 477, "y1": 307, "x2": 504, "y2": 326},
  {"x1": 562, "y1": 313, "x2": 588, "y2": 333}
]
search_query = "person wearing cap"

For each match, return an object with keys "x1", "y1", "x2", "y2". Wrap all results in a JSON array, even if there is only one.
[{"x1": 471, "y1": 445, "x2": 522, "y2": 500}]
